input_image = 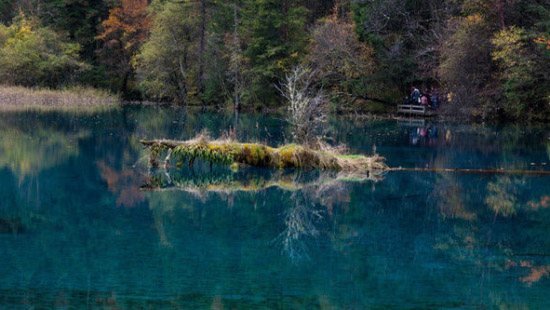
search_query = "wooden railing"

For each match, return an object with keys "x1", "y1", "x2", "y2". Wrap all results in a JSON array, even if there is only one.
[{"x1": 397, "y1": 104, "x2": 427, "y2": 115}]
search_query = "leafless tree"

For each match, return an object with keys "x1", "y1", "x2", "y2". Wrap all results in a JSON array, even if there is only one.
[{"x1": 279, "y1": 66, "x2": 327, "y2": 148}]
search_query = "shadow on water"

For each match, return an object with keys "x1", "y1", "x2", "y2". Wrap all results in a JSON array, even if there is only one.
[
  {"x1": 0, "y1": 107, "x2": 549, "y2": 309},
  {"x1": 0, "y1": 217, "x2": 24, "y2": 234}
]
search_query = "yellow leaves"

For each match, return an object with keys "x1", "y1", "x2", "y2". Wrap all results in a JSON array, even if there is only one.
[
  {"x1": 0, "y1": 11, "x2": 89, "y2": 87},
  {"x1": 16, "y1": 25, "x2": 32, "y2": 40},
  {"x1": 491, "y1": 26, "x2": 525, "y2": 64},
  {"x1": 276, "y1": 58, "x2": 291, "y2": 71},
  {"x1": 447, "y1": 92, "x2": 453, "y2": 103},
  {"x1": 485, "y1": 176, "x2": 524, "y2": 218},
  {"x1": 2, "y1": 14, "x2": 37, "y2": 45},
  {"x1": 446, "y1": 13, "x2": 486, "y2": 39},
  {"x1": 490, "y1": 26, "x2": 537, "y2": 98},
  {"x1": 308, "y1": 15, "x2": 374, "y2": 87}
]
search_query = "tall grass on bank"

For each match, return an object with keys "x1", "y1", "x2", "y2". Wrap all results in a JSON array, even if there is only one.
[{"x1": 0, "y1": 85, "x2": 119, "y2": 109}]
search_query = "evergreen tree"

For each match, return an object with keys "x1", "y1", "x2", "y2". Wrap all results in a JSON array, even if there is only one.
[
  {"x1": 241, "y1": 0, "x2": 308, "y2": 106},
  {"x1": 40, "y1": 0, "x2": 111, "y2": 61}
]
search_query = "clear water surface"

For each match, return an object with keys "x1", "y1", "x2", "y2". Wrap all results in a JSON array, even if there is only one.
[{"x1": 0, "y1": 107, "x2": 549, "y2": 309}]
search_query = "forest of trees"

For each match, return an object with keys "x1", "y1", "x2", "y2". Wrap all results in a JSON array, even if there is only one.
[{"x1": 0, "y1": 0, "x2": 550, "y2": 120}]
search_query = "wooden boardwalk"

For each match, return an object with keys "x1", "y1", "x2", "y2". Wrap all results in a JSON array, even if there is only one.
[{"x1": 397, "y1": 104, "x2": 435, "y2": 117}]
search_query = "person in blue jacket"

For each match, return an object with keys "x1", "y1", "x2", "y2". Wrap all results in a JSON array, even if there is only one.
[{"x1": 410, "y1": 87, "x2": 421, "y2": 104}]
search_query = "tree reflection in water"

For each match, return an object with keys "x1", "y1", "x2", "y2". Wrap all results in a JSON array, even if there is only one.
[
  {"x1": 275, "y1": 190, "x2": 323, "y2": 263},
  {"x1": 97, "y1": 160, "x2": 147, "y2": 208},
  {"x1": 141, "y1": 165, "x2": 376, "y2": 263}
]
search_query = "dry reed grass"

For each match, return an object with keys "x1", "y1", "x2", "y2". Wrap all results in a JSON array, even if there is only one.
[{"x1": 0, "y1": 85, "x2": 119, "y2": 109}]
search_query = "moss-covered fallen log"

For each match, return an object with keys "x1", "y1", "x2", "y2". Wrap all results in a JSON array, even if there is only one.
[{"x1": 140, "y1": 135, "x2": 388, "y2": 173}]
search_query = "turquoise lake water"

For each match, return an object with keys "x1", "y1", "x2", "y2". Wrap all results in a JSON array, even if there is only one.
[{"x1": 0, "y1": 107, "x2": 549, "y2": 309}]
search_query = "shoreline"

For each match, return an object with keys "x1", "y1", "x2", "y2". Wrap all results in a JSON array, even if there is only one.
[{"x1": 0, "y1": 85, "x2": 548, "y2": 123}]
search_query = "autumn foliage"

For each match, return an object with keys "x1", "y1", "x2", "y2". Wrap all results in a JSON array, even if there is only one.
[
  {"x1": 1, "y1": 0, "x2": 550, "y2": 118},
  {"x1": 96, "y1": 0, "x2": 151, "y2": 93},
  {"x1": 308, "y1": 14, "x2": 374, "y2": 99},
  {"x1": 97, "y1": 0, "x2": 150, "y2": 54}
]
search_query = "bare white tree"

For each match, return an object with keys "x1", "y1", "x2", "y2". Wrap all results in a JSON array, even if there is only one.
[{"x1": 279, "y1": 66, "x2": 327, "y2": 148}]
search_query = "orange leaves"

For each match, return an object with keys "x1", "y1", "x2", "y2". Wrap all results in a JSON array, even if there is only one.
[
  {"x1": 527, "y1": 195, "x2": 550, "y2": 210},
  {"x1": 465, "y1": 13, "x2": 483, "y2": 24},
  {"x1": 96, "y1": 160, "x2": 146, "y2": 208},
  {"x1": 96, "y1": 0, "x2": 151, "y2": 55},
  {"x1": 519, "y1": 264, "x2": 550, "y2": 287},
  {"x1": 534, "y1": 35, "x2": 550, "y2": 50},
  {"x1": 505, "y1": 260, "x2": 550, "y2": 287}
]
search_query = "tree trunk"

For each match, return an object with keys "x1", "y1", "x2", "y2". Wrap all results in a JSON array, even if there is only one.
[
  {"x1": 355, "y1": 94, "x2": 393, "y2": 106},
  {"x1": 120, "y1": 70, "x2": 130, "y2": 95},
  {"x1": 177, "y1": 52, "x2": 189, "y2": 107},
  {"x1": 198, "y1": 0, "x2": 206, "y2": 103},
  {"x1": 36, "y1": 0, "x2": 41, "y2": 16},
  {"x1": 233, "y1": 2, "x2": 241, "y2": 111},
  {"x1": 496, "y1": 0, "x2": 506, "y2": 29}
]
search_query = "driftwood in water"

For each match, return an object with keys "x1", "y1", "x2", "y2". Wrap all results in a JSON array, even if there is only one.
[
  {"x1": 140, "y1": 135, "x2": 388, "y2": 173},
  {"x1": 390, "y1": 167, "x2": 550, "y2": 176}
]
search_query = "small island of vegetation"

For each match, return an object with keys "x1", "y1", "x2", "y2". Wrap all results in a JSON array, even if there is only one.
[{"x1": 141, "y1": 135, "x2": 388, "y2": 173}]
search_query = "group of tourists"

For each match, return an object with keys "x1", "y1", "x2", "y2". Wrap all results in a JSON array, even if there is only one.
[{"x1": 403, "y1": 86, "x2": 440, "y2": 108}]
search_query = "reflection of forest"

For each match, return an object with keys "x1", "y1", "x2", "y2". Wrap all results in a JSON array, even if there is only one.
[
  {"x1": 1, "y1": 110, "x2": 550, "y2": 309},
  {"x1": 0, "y1": 116, "x2": 88, "y2": 178},
  {"x1": 140, "y1": 170, "x2": 550, "y2": 308}
]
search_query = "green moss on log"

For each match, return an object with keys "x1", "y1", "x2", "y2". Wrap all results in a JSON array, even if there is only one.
[{"x1": 140, "y1": 136, "x2": 388, "y2": 173}]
